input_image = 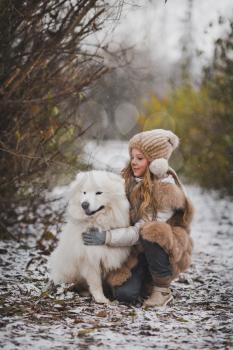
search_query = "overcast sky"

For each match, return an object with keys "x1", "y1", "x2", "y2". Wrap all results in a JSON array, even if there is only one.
[{"x1": 102, "y1": 0, "x2": 233, "y2": 78}]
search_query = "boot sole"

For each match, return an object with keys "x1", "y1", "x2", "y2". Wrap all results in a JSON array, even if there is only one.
[
  {"x1": 143, "y1": 295, "x2": 174, "y2": 308},
  {"x1": 161, "y1": 294, "x2": 174, "y2": 307}
]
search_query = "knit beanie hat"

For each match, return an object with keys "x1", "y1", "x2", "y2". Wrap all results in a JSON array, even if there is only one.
[{"x1": 129, "y1": 129, "x2": 179, "y2": 178}]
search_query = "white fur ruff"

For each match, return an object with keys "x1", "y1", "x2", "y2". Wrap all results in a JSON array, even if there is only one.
[{"x1": 48, "y1": 170, "x2": 130, "y2": 304}]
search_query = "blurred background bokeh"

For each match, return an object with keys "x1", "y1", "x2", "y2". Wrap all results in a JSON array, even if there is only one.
[{"x1": 0, "y1": 0, "x2": 233, "y2": 236}]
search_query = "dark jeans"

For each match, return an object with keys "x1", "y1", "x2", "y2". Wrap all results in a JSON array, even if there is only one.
[{"x1": 113, "y1": 242, "x2": 172, "y2": 303}]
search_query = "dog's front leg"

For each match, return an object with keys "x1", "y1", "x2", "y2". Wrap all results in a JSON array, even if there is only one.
[{"x1": 85, "y1": 267, "x2": 110, "y2": 304}]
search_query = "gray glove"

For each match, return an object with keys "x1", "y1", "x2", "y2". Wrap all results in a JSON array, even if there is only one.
[{"x1": 82, "y1": 227, "x2": 106, "y2": 246}]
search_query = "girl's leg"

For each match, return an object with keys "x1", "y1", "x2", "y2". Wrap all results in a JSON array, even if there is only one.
[
  {"x1": 142, "y1": 240, "x2": 172, "y2": 285},
  {"x1": 141, "y1": 239, "x2": 173, "y2": 307},
  {"x1": 112, "y1": 254, "x2": 148, "y2": 304}
]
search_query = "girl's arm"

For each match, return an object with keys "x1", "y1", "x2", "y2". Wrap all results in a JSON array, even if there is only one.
[
  {"x1": 82, "y1": 220, "x2": 145, "y2": 247},
  {"x1": 105, "y1": 220, "x2": 145, "y2": 247},
  {"x1": 83, "y1": 208, "x2": 175, "y2": 247}
]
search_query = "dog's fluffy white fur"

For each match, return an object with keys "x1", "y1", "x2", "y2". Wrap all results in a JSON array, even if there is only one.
[{"x1": 48, "y1": 170, "x2": 130, "y2": 304}]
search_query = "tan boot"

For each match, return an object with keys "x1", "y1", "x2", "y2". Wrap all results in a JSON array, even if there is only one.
[{"x1": 143, "y1": 286, "x2": 173, "y2": 307}]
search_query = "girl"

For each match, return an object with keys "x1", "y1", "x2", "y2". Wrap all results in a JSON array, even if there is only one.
[{"x1": 82, "y1": 129, "x2": 194, "y2": 307}]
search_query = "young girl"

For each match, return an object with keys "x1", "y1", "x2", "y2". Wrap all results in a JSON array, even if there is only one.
[{"x1": 82, "y1": 129, "x2": 194, "y2": 307}]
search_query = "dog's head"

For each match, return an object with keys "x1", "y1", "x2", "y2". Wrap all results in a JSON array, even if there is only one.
[{"x1": 67, "y1": 170, "x2": 129, "y2": 225}]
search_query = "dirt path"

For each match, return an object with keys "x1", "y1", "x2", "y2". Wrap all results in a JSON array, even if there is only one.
[{"x1": 1, "y1": 185, "x2": 233, "y2": 350}]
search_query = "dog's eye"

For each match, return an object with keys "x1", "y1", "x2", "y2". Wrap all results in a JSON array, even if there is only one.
[
  {"x1": 96, "y1": 191, "x2": 102, "y2": 195},
  {"x1": 83, "y1": 191, "x2": 86, "y2": 195}
]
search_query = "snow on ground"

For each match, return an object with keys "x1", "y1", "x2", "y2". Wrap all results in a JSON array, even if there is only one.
[{"x1": 0, "y1": 141, "x2": 233, "y2": 350}]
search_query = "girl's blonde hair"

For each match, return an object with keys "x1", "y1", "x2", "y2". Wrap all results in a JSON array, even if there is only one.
[{"x1": 121, "y1": 161, "x2": 157, "y2": 223}]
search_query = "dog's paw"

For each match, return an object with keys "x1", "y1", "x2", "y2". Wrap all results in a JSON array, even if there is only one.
[
  {"x1": 79, "y1": 290, "x2": 91, "y2": 297},
  {"x1": 94, "y1": 296, "x2": 111, "y2": 304}
]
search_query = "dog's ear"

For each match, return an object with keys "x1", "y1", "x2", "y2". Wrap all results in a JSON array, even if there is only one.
[{"x1": 66, "y1": 178, "x2": 80, "y2": 202}]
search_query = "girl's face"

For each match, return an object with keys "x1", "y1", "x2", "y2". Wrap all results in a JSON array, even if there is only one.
[{"x1": 131, "y1": 148, "x2": 149, "y2": 177}]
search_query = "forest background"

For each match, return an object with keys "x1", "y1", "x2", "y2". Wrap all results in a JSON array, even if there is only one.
[{"x1": 0, "y1": 0, "x2": 232, "y2": 239}]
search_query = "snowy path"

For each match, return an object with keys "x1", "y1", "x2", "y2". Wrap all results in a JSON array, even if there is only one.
[{"x1": 1, "y1": 141, "x2": 233, "y2": 350}]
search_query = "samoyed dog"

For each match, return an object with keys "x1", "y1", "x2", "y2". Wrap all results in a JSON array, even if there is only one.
[{"x1": 48, "y1": 170, "x2": 130, "y2": 304}]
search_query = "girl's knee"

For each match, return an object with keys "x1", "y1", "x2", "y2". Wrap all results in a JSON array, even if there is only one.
[
  {"x1": 113, "y1": 284, "x2": 140, "y2": 303},
  {"x1": 112, "y1": 254, "x2": 147, "y2": 303}
]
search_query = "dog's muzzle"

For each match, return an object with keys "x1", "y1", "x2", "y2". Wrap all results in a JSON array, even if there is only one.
[{"x1": 81, "y1": 201, "x2": 105, "y2": 216}]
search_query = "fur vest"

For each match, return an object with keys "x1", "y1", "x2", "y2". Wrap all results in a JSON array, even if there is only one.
[{"x1": 106, "y1": 169, "x2": 194, "y2": 287}]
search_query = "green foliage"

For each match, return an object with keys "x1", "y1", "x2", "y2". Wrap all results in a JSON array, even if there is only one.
[{"x1": 138, "y1": 82, "x2": 233, "y2": 195}]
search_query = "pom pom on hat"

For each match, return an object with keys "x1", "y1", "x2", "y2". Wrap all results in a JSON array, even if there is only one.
[{"x1": 149, "y1": 158, "x2": 169, "y2": 178}]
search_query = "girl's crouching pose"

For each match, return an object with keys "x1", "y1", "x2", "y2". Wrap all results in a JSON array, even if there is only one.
[{"x1": 82, "y1": 129, "x2": 194, "y2": 307}]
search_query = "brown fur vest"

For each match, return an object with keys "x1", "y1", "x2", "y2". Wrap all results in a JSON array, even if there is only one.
[{"x1": 106, "y1": 170, "x2": 194, "y2": 287}]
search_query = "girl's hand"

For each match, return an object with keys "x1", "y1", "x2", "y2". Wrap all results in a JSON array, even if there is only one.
[{"x1": 82, "y1": 227, "x2": 106, "y2": 245}]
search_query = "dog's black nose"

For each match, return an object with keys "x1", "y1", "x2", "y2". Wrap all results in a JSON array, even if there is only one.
[{"x1": 81, "y1": 201, "x2": 89, "y2": 210}]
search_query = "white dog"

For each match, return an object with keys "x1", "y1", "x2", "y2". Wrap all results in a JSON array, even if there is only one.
[{"x1": 48, "y1": 170, "x2": 130, "y2": 304}]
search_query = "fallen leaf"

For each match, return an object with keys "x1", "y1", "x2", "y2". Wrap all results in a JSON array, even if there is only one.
[
  {"x1": 78, "y1": 328, "x2": 95, "y2": 336},
  {"x1": 96, "y1": 310, "x2": 108, "y2": 317}
]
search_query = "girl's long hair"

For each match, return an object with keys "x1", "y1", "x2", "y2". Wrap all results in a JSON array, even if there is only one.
[
  {"x1": 121, "y1": 161, "x2": 157, "y2": 223},
  {"x1": 122, "y1": 160, "x2": 194, "y2": 230}
]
